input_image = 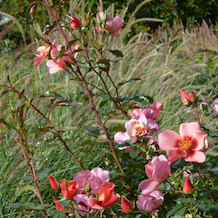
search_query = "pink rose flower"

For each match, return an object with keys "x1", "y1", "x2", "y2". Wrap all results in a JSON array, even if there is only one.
[
  {"x1": 73, "y1": 170, "x2": 92, "y2": 190},
  {"x1": 129, "y1": 102, "x2": 164, "y2": 120},
  {"x1": 88, "y1": 167, "x2": 110, "y2": 195},
  {"x1": 46, "y1": 45, "x2": 77, "y2": 74},
  {"x1": 53, "y1": 199, "x2": 66, "y2": 211},
  {"x1": 114, "y1": 113, "x2": 160, "y2": 145},
  {"x1": 159, "y1": 122, "x2": 208, "y2": 164},
  {"x1": 182, "y1": 177, "x2": 194, "y2": 194},
  {"x1": 139, "y1": 155, "x2": 171, "y2": 196},
  {"x1": 75, "y1": 194, "x2": 96, "y2": 216},
  {"x1": 180, "y1": 90, "x2": 197, "y2": 106},
  {"x1": 136, "y1": 190, "x2": 164, "y2": 213},
  {"x1": 61, "y1": 179, "x2": 78, "y2": 200},
  {"x1": 121, "y1": 197, "x2": 133, "y2": 213},
  {"x1": 96, "y1": 12, "x2": 124, "y2": 36},
  {"x1": 34, "y1": 35, "x2": 57, "y2": 67},
  {"x1": 48, "y1": 175, "x2": 59, "y2": 190}
]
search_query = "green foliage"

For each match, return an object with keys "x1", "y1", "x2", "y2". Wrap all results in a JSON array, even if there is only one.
[
  {"x1": 2, "y1": 0, "x2": 218, "y2": 49},
  {"x1": 1, "y1": 1, "x2": 218, "y2": 217}
]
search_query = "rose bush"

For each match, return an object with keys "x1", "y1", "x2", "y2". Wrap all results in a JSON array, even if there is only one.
[{"x1": 1, "y1": 1, "x2": 218, "y2": 218}]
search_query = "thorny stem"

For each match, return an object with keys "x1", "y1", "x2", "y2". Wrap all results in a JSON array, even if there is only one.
[
  {"x1": 19, "y1": 134, "x2": 48, "y2": 217},
  {"x1": 76, "y1": 67, "x2": 133, "y2": 195},
  {"x1": 196, "y1": 169, "x2": 215, "y2": 204},
  {"x1": 190, "y1": 197, "x2": 193, "y2": 213},
  {"x1": 24, "y1": 96, "x2": 83, "y2": 169},
  {"x1": 106, "y1": 72, "x2": 130, "y2": 119},
  {"x1": 94, "y1": 209, "x2": 100, "y2": 217},
  {"x1": 2, "y1": 127, "x2": 48, "y2": 217},
  {"x1": 86, "y1": 62, "x2": 130, "y2": 120},
  {"x1": 43, "y1": 0, "x2": 68, "y2": 45},
  {"x1": 78, "y1": 23, "x2": 130, "y2": 120},
  {"x1": 166, "y1": 179, "x2": 177, "y2": 192},
  {"x1": 29, "y1": 102, "x2": 85, "y2": 171},
  {"x1": 3, "y1": 83, "x2": 84, "y2": 171},
  {"x1": 181, "y1": 192, "x2": 189, "y2": 209},
  {"x1": 192, "y1": 107, "x2": 200, "y2": 123}
]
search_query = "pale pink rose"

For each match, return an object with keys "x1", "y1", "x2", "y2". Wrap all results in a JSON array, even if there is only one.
[
  {"x1": 149, "y1": 102, "x2": 164, "y2": 120},
  {"x1": 114, "y1": 114, "x2": 160, "y2": 145},
  {"x1": 214, "y1": 98, "x2": 218, "y2": 115},
  {"x1": 73, "y1": 170, "x2": 92, "y2": 189},
  {"x1": 126, "y1": 113, "x2": 149, "y2": 137},
  {"x1": 46, "y1": 45, "x2": 77, "y2": 74},
  {"x1": 128, "y1": 108, "x2": 144, "y2": 118},
  {"x1": 96, "y1": 12, "x2": 124, "y2": 36},
  {"x1": 34, "y1": 35, "x2": 57, "y2": 67},
  {"x1": 105, "y1": 15, "x2": 124, "y2": 36},
  {"x1": 75, "y1": 194, "x2": 96, "y2": 216},
  {"x1": 129, "y1": 102, "x2": 163, "y2": 120},
  {"x1": 136, "y1": 190, "x2": 164, "y2": 212},
  {"x1": 159, "y1": 122, "x2": 208, "y2": 164},
  {"x1": 114, "y1": 131, "x2": 137, "y2": 145},
  {"x1": 88, "y1": 167, "x2": 110, "y2": 195},
  {"x1": 139, "y1": 155, "x2": 171, "y2": 196}
]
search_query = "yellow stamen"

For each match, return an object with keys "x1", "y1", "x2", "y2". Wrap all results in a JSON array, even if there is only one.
[
  {"x1": 135, "y1": 124, "x2": 147, "y2": 136},
  {"x1": 178, "y1": 137, "x2": 192, "y2": 151}
]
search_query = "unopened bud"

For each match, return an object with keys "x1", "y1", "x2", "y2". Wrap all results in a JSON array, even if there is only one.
[
  {"x1": 121, "y1": 198, "x2": 133, "y2": 213},
  {"x1": 85, "y1": 180, "x2": 90, "y2": 193},
  {"x1": 70, "y1": 16, "x2": 81, "y2": 29},
  {"x1": 183, "y1": 177, "x2": 194, "y2": 194},
  {"x1": 82, "y1": 15, "x2": 89, "y2": 27},
  {"x1": 180, "y1": 90, "x2": 197, "y2": 106},
  {"x1": 102, "y1": 13, "x2": 107, "y2": 24},
  {"x1": 48, "y1": 176, "x2": 59, "y2": 190},
  {"x1": 97, "y1": 16, "x2": 102, "y2": 25}
]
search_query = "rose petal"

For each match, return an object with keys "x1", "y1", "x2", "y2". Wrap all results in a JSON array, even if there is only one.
[
  {"x1": 159, "y1": 130, "x2": 182, "y2": 151},
  {"x1": 114, "y1": 131, "x2": 137, "y2": 144},
  {"x1": 87, "y1": 197, "x2": 105, "y2": 210},
  {"x1": 179, "y1": 122, "x2": 201, "y2": 139},
  {"x1": 191, "y1": 130, "x2": 208, "y2": 151},
  {"x1": 152, "y1": 161, "x2": 171, "y2": 182},
  {"x1": 167, "y1": 148, "x2": 186, "y2": 164},
  {"x1": 185, "y1": 150, "x2": 206, "y2": 163},
  {"x1": 139, "y1": 179, "x2": 160, "y2": 196},
  {"x1": 46, "y1": 60, "x2": 64, "y2": 74}
]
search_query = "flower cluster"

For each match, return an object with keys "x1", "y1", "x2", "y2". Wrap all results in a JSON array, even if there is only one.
[
  {"x1": 34, "y1": 12, "x2": 124, "y2": 74},
  {"x1": 96, "y1": 12, "x2": 124, "y2": 36},
  {"x1": 114, "y1": 102, "x2": 163, "y2": 151},
  {"x1": 34, "y1": 35, "x2": 78, "y2": 74},
  {"x1": 48, "y1": 167, "x2": 132, "y2": 216},
  {"x1": 113, "y1": 101, "x2": 209, "y2": 213},
  {"x1": 29, "y1": 2, "x2": 214, "y2": 216},
  {"x1": 137, "y1": 155, "x2": 170, "y2": 212}
]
